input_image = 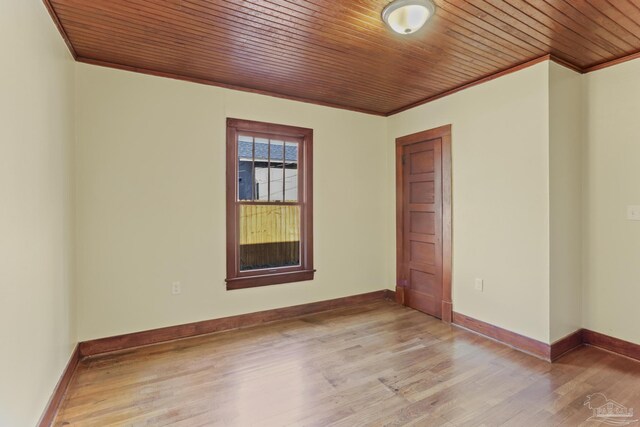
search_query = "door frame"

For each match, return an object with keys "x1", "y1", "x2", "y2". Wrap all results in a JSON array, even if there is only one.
[{"x1": 395, "y1": 124, "x2": 452, "y2": 322}]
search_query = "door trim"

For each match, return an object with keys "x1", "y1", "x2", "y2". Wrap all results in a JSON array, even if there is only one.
[{"x1": 395, "y1": 124, "x2": 452, "y2": 322}]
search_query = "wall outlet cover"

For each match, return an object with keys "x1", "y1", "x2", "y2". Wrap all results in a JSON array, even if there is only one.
[
  {"x1": 627, "y1": 206, "x2": 640, "y2": 221},
  {"x1": 171, "y1": 281, "x2": 182, "y2": 295}
]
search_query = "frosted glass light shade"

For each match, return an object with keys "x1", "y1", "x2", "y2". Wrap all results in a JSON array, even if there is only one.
[{"x1": 382, "y1": 0, "x2": 435, "y2": 35}]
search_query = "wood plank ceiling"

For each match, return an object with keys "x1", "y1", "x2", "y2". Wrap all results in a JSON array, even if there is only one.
[{"x1": 46, "y1": 0, "x2": 640, "y2": 115}]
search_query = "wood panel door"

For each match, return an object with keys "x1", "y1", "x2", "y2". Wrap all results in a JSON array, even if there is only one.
[{"x1": 396, "y1": 125, "x2": 452, "y2": 321}]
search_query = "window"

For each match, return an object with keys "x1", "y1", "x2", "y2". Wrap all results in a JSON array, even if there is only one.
[{"x1": 226, "y1": 118, "x2": 314, "y2": 290}]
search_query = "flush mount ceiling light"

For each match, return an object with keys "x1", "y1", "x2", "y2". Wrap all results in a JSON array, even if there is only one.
[{"x1": 382, "y1": 0, "x2": 436, "y2": 35}]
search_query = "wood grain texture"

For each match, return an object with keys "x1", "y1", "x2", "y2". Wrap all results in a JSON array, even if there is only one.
[
  {"x1": 54, "y1": 302, "x2": 640, "y2": 426},
  {"x1": 37, "y1": 345, "x2": 80, "y2": 427},
  {"x1": 583, "y1": 329, "x2": 640, "y2": 362},
  {"x1": 440, "y1": 127, "x2": 452, "y2": 323},
  {"x1": 45, "y1": 1, "x2": 640, "y2": 115},
  {"x1": 396, "y1": 125, "x2": 452, "y2": 322},
  {"x1": 78, "y1": 290, "x2": 390, "y2": 357},
  {"x1": 452, "y1": 311, "x2": 551, "y2": 361}
]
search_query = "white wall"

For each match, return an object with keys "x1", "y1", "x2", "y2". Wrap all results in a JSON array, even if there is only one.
[
  {"x1": 549, "y1": 62, "x2": 584, "y2": 342},
  {"x1": 75, "y1": 64, "x2": 389, "y2": 341},
  {"x1": 583, "y1": 58, "x2": 640, "y2": 344},
  {"x1": 387, "y1": 63, "x2": 552, "y2": 343},
  {"x1": 0, "y1": 2, "x2": 76, "y2": 426}
]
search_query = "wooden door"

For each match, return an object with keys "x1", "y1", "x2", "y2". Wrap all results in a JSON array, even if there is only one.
[{"x1": 396, "y1": 126, "x2": 452, "y2": 321}]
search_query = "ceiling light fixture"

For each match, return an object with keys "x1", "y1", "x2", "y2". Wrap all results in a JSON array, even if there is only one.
[{"x1": 382, "y1": 0, "x2": 435, "y2": 35}]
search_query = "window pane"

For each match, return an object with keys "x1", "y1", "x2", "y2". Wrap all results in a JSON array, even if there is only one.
[
  {"x1": 239, "y1": 204, "x2": 301, "y2": 271},
  {"x1": 284, "y1": 142, "x2": 299, "y2": 202},
  {"x1": 269, "y1": 140, "x2": 284, "y2": 202},
  {"x1": 253, "y1": 138, "x2": 269, "y2": 201},
  {"x1": 238, "y1": 136, "x2": 254, "y2": 201}
]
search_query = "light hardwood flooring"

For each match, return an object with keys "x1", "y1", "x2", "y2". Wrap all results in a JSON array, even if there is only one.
[{"x1": 54, "y1": 301, "x2": 640, "y2": 426}]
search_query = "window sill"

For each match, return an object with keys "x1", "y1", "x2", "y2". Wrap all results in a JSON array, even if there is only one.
[{"x1": 226, "y1": 269, "x2": 315, "y2": 290}]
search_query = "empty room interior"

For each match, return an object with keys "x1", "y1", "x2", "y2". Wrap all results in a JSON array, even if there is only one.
[{"x1": 3, "y1": 0, "x2": 640, "y2": 426}]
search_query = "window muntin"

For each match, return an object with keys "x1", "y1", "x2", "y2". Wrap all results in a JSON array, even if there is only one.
[{"x1": 237, "y1": 136, "x2": 300, "y2": 203}]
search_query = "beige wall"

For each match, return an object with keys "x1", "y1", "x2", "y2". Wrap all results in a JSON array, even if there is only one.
[
  {"x1": 549, "y1": 62, "x2": 584, "y2": 342},
  {"x1": 387, "y1": 63, "x2": 552, "y2": 343},
  {"x1": 386, "y1": 59, "x2": 640, "y2": 346},
  {"x1": 0, "y1": 2, "x2": 76, "y2": 426},
  {"x1": 583, "y1": 58, "x2": 640, "y2": 344},
  {"x1": 75, "y1": 64, "x2": 389, "y2": 341}
]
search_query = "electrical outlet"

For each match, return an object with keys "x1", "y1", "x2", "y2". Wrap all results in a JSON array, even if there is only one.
[
  {"x1": 474, "y1": 278, "x2": 484, "y2": 292},
  {"x1": 171, "y1": 281, "x2": 182, "y2": 295},
  {"x1": 627, "y1": 206, "x2": 640, "y2": 221}
]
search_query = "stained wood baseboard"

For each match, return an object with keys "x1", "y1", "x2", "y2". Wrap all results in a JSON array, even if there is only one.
[
  {"x1": 37, "y1": 345, "x2": 80, "y2": 427},
  {"x1": 550, "y1": 329, "x2": 584, "y2": 362},
  {"x1": 452, "y1": 312, "x2": 551, "y2": 361},
  {"x1": 451, "y1": 312, "x2": 640, "y2": 363},
  {"x1": 383, "y1": 289, "x2": 396, "y2": 301},
  {"x1": 582, "y1": 329, "x2": 640, "y2": 362},
  {"x1": 80, "y1": 289, "x2": 395, "y2": 357},
  {"x1": 551, "y1": 329, "x2": 640, "y2": 362}
]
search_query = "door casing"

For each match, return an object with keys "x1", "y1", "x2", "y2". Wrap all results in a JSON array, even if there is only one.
[{"x1": 395, "y1": 124, "x2": 452, "y2": 322}]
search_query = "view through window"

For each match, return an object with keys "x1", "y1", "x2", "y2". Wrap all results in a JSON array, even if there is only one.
[{"x1": 237, "y1": 135, "x2": 300, "y2": 270}]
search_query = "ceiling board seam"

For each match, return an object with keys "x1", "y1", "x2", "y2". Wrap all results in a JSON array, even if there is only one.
[
  {"x1": 565, "y1": 0, "x2": 638, "y2": 53},
  {"x1": 541, "y1": 0, "x2": 629, "y2": 57},
  {"x1": 584, "y1": 0, "x2": 640, "y2": 46},
  {"x1": 515, "y1": 0, "x2": 623, "y2": 59},
  {"x1": 442, "y1": 0, "x2": 548, "y2": 56},
  {"x1": 483, "y1": 0, "x2": 605, "y2": 63},
  {"x1": 437, "y1": 2, "x2": 540, "y2": 58},
  {"x1": 470, "y1": 0, "x2": 587, "y2": 65},
  {"x1": 531, "y1": 0, "x2": 628, "y2": 58}
]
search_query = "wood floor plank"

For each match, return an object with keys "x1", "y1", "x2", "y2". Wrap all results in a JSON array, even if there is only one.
[{"x1": 54, "y1": 301, "x2": 640, "y2": 426}]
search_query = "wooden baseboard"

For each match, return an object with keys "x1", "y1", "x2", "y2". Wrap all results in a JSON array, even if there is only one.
[
  {"x1": 394, "y1": 286, "x2": 405, "y2": 305},
  {"x1": 80, "y1": 290, "x2": 393, "y2": 357},
  {"x1": 550, "y1": 329, "x2": 584, "y2": 362},
  {"x1": 548, "y1": 329, "x2": 640, "y2": 362},
  {"x1": 37, "y1": 345, "x2": 80, "y2": 427},
  {"x1": 451, "y1": 312, "x2": 640, "y2": 364},
  {"x1": 452, "y1": 312, "x2": 551, "y2": 361},
  {"x1": 383, "y1": 289, "x2": 396, "y2": 301},
  {"x1": 583, "y1": 329, "x2": 640, "y2": 362}
]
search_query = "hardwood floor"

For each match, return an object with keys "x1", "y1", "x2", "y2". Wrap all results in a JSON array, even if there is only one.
[{"x1": 54, "y1": 301, "x2": 640, "y2": 426}]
